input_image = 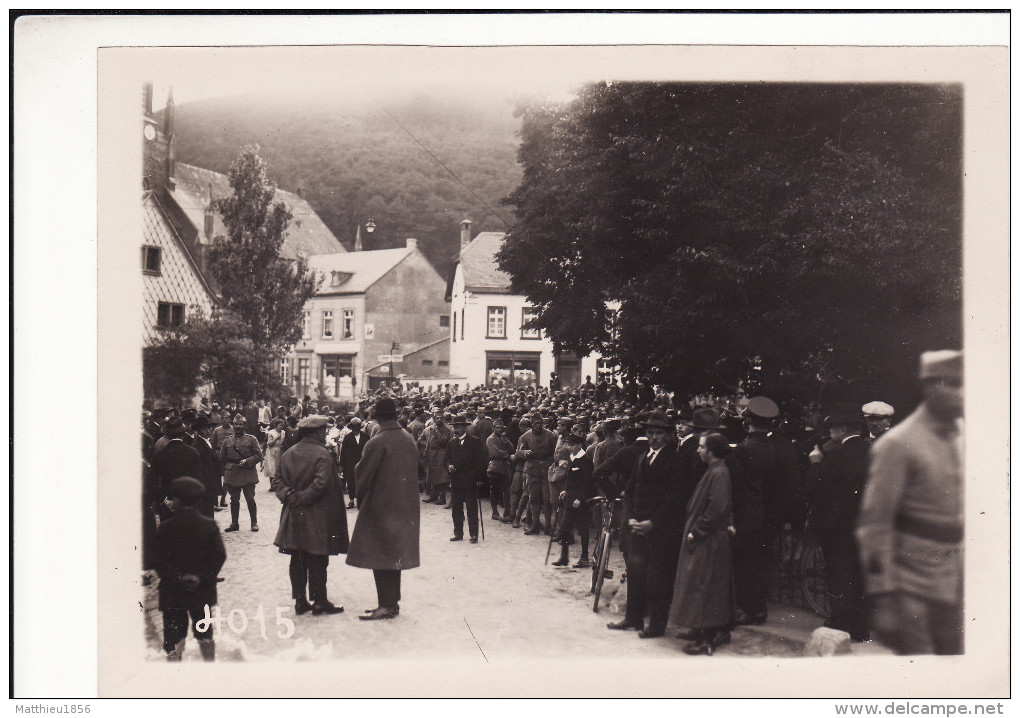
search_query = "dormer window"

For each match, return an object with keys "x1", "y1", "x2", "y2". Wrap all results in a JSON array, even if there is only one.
[{"x1": 331, "y1": 271, "x2": 342, "y2": 287}]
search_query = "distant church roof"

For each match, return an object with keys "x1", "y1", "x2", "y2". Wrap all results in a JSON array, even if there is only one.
[{"x1": 171, "y1": 162, "x2": 347, "y2": 259}]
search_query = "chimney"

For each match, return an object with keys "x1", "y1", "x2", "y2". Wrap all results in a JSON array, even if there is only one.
[
  {"x1": 203, "y1": 185, "x2": 215, "y2": 242},
  {"x1": 406, "y1": 238, "x2": 418, "y2": 250},
  {"x1": 354, "y1": 224, "x2": 363, "y2": 252},
  {"x1": 143, "y1": 83, "x2": 153, "y2": 117},
  {"x1": 460, "y1": 219, "x2": 473, "y2": 251}
]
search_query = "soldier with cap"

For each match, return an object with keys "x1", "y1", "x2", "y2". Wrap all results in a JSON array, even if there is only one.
[
  {"x1": 861, "y1": 401, "x2": 895, "y2": 443},
  {"x1": 421, "y1": 411, "x2": 453, "y2": 506},
  {"x1": 271, "y1": 415, "x2": 349, "y2": 616},
  {"x1": 485, "y1": 418, "x2": 515, "y2": 522},
  {"x1": 152, "y1": 476, "x2": 226, "y2": 662},
  {"x1": 519, "y1": 412, "x2": 557, "y2": 536},
  {"x1": 856, "y1": 350, "x2": 964, "y2": 655},
  {"x1": 445, "y1": 414, "x2": 488, "y2": 543},
  {"x1": 218, "y1": 415, "x2": 263, "y2": 532}
]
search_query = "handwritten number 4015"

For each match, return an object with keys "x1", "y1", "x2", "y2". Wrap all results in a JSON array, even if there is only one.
[{"x1": 195, "y1": 604, "x2": 295, "y2": 640}]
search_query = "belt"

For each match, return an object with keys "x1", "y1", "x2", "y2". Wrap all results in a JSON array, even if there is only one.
[{"x1": 895, "y1": 514, "x2": 963, "y2": 543}]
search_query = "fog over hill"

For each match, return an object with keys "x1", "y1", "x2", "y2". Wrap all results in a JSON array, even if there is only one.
[{"x1": 164, "y1": 91, "x2": 525, "y2": 274}]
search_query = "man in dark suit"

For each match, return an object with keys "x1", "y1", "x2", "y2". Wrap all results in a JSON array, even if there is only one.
[
  {"x1": 608, "y1": 411, "x2": 689, "y2": 639},
  {"x1": 810, "y1": 407, "x2": 871, "y2": 641},
  {"x1": 444, "y1": 414, "x2": 488, "y2": 543},
  {"x1": 191, "y1": 415, "x2": 223, "y2": 517},
  {"x1": 339, "y1": 417, "x2": 367, "y2": 508},
  {"x1": 149, "y1": 416, "x2": 202, "y2": 521}
]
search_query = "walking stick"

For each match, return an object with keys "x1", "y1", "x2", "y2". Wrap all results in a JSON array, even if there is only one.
[
  {"x1": 476, "y1": 487, "x2": 485, "y2": 541},
  {"x1": 544, "y1": 504, "x2": 563, "y2": 565}
]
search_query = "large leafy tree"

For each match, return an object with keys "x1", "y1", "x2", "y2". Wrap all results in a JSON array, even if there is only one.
[
  {"x1": 498, "y1": 82, "x2": 962, "y2": 410},
  {"x1": 207, "y1": 145, "x2": 322, "y2": 352}
]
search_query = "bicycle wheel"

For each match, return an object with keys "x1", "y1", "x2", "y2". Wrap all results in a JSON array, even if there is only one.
[
  {"x1": 590, "y1": 530, "x2": 603, "y2": 593},
  {"x1": 592, "y1": 531, "x2": 612, "y2": 613},
  {"x1": 800, "y1": 539, "x2": 830, "y2": 618}
]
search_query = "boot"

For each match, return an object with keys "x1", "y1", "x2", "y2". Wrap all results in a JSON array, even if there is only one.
[
  {"x1": 225, "y1": 501, "x2": 240, "y2": 531},
  {"x1": 166, "y1": 637, "x2": 186, "y2": 662},
  {"x1": 573, "y1": 553, "x2": 591, "y2": 568},
  {"x1": 197, "y1": 638, "x2": 215, "y2": 662},
  {"x1": 551, "y1": 543, "x2": 569, "y2": 567},
  {"x1": 250, "y1": 504, "x2": 258, "y2": 532}
]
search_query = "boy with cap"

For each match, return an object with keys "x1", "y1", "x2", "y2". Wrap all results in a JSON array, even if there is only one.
[
  {"x1": 153, "y1": 476, "x2": 226, "y2": 661},
  {"x1": 551, "y1": 428, "x2": 596, "y2": 567}
]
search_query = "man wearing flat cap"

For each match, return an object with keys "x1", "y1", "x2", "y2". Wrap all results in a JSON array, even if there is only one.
[
  {"x1": 347, "y1": 397, "x2": 421, "y2": 620},
  {"x1": 272, "y1": 415, "x2": 349, "y2": 616},
  {"x1": 153, "y1": 476, "x2": 226, "y2": 661},
  {"x1": 856, "y1": 350, "x2": 964, "y2": 655},
  {"x1": 218, "y1": 415, "x2": 263, "y2": 532},
  {"x1": 861, "y1": 401, "x2": 895, "y2": 443}
]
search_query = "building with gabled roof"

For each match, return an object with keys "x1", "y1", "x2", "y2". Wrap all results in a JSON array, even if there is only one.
[
  {"x1": 284, "y1": 238, "x2": 451, "y2": 401},
  {"x1": 447, "y1": 221, "x2": 611, "y2": 389}
]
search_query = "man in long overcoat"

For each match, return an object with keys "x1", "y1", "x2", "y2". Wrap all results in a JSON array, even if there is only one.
[
  {"x1": 421, "y1": 412, "x2": 453, "y2": 505},
  {"x1": 339, "y1": 417, "x2": 367, "y2": 508},
  {"x1": 191, "y1": 415, "x2": 223, "y2": 517},
  {"x1": 271, "y1": 415, "x2": 349, "y2": 616},
  {"x1": 347, "y1": 397, "x2": 421, "y2": 620},
  {"x1": 149, "y1": 416, "x2": 202, "y2": 521}
]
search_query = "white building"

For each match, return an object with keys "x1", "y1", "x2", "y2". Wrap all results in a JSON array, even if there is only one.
[{"x1": 446, "y1": 221, "x2": 611, "y2": 389}]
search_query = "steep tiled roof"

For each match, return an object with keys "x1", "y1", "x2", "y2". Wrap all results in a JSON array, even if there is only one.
[
  {"x1": 306, "y1": 247, "x2": 415, "y2": 295},
  {"x1": 460, "y1": 231, "x2": 511, "y2": 293},
  {"x1": 171, "y1": 162, "x2": 346, "y2": 259}
]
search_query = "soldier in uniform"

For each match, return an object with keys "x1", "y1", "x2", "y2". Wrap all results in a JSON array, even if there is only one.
[
  {"x1": 218, "y1": 415, "x2": 263, "y2": 533},
  {"x1": 856, "y1": 350, "x2": 964, "y2": 655},
  {"x1": 484, "y1": 419, "x2": 515, "y2": 522},
  {"x1": 519, "y1": 412, "x2": 557, "y2": 535},
  {"x1": 421, "y1": 412, "x2": 453, "y2": 506}
]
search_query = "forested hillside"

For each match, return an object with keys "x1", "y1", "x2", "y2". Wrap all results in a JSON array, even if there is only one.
[{"x1": 164, "y1": 92, "x2": 523, "y2": 273}]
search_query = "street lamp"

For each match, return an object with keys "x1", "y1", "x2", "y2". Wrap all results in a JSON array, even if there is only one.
[{"x1": 365, "y1": 217, "x2": 376, "y2": 233}]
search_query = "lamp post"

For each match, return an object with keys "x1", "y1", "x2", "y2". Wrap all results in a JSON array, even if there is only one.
[{"x1": 389, "y1": 341, "x2": 399, "y2": 382}]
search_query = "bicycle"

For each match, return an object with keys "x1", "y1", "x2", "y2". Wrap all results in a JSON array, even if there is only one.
[
  {"x1": 765, "y1": 524, "x2": 830, "y2": 618},
  {"x1": 590, "y1": 496, "x2": 623, "y2": 613}
]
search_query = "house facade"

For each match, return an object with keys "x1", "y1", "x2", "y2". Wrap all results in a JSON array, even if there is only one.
[
  {"x1": 447, "y1": 222, "x2": 610, "y2": 389},
  {"x1": 284, "y1": 238, "x2": 451, "y2": 400}
]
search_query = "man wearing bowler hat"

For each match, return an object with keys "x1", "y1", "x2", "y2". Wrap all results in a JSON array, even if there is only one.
[
  {"x1": 219, "y1": 415, "x2": 263, "y2": 532},
  {"x1": 856, "y1": 350, "x2": 964, "y2": 655},
  {"x1": 608, "y1": 410, "x2": 687, "y2": 639},
  {"x1": 149, "y1": 416, "x2": 202, "y2": 522},
  {"x1": 347, "y1": 397, "x2": 421, "y2": 620},
  {"x1": 445, "y1": 414, "x2": 488, "y2": 543}
]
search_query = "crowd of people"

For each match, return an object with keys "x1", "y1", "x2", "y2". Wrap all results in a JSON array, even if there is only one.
[{"x1": 142, "y1": 350, "x2": 963, "y2": 661}]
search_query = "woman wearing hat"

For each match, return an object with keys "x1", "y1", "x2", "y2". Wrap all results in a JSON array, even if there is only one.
[
  {"x1": 218, "y1": 415, "x2": 263, "y2": 532},
  {"x1": 669, "y1": 432, "x2": 736, "y2": 655}
]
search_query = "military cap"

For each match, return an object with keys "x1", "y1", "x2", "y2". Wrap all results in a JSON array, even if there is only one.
[
  {"x1": 744, "y1": 396, "x2": 780, "y2": 421},
  {"x1": 231, "y1": 414, "x2": 247, "y2": 427},
  {"x1": 861, "y1": 401, "x2": 894, "y2": 417},
  {"x1": 602, "y1": 418, "x2": 622, "y2": 433},
  {"x1": 169, "y1": 476, "x2": 205, "y2": 499},
  {"x1": 919, "y1": 350, "x2": 962, "y2": 381},
  {"x1": 297, "y1": 414, "x2": 328, "y2": 430}
]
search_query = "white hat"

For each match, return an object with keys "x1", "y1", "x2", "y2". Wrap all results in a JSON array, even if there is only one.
[{"x1": 861, "y1": 401, "x2": 894, "y2": 417}]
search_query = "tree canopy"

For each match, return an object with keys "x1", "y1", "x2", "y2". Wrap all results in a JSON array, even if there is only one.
[
  {"x1": 207, "y1": 145, "x2": 322, "y2": 353},
  {"x1": 498, "y1": 82, "x2": 962, "y2": 410}
]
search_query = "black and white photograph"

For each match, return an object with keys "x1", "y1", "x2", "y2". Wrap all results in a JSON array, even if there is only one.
[{"x1": 12, "y1": 12, "x2": 1011, "y2": 706}]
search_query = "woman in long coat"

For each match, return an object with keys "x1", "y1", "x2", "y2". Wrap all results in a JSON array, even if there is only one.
[
  {"x1": 347, "y1": 398, "x2": 421, "y2": 619},
  {"x1": 669, "y1": 432, "x2": 736, "y2": 655}
]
